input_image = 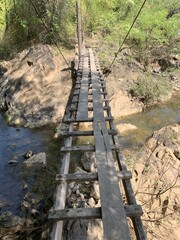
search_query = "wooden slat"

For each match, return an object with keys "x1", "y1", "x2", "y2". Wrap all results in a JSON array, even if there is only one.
[
  {"x1": 60, "y1": 144, "x2": 120, "y2": 152},
  {"x1": 56, "y1": 172, "x2": 98, "y2": 182},
  {"x1": 72, "y1": 98, "x2": 109, "y2": 103},
  {"x1": 89, "y1": 48, "x2": 131, "y2": 240},
  {"x1": 75, "y1": 86, "x2": 106, "y2": 90},
  {"x1": 63, "y1": 116, "x2": 114, "y2": 123},
  {"x1": 49, "y1": 205, "x2": 143, "y2": 221},
  {"x1": 69, "y1": 106, "x2": 110, "y2": 112},
  {"x1": 117, "y1": 170, "x2": 132, "y2": 179},
  {"x1": 49, "y1": 207, "x2": 101, "y2": 220},
  {"x1": 56, "y1": 170, "x2": 132, "y2": 182},
  {"x1": 73, "y1": 92, "x2": 107, "y2": 96},
  {"x1": 77, "y1": 55, "x2": 89, "y2": 120},
  {"x1": 61, "y1": 129, "x2": 117, "y2": 137}
]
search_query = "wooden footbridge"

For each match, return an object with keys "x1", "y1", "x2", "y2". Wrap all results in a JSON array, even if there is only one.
[{"x1": 49, "y1": 48, "x2": 146, "y2": 239}]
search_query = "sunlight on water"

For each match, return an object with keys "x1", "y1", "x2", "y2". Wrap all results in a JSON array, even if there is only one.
[{"x1": 116, "y1": 95, "x2": 180, "y2": 149}]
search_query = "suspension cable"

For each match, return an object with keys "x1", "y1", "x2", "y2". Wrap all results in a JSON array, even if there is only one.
[
  {"x1": 28, "y1": 0, "x2": 70, "y2": 67},
  {"x1": 109, "y1": 0, "x2": 147, "y2": 68}
]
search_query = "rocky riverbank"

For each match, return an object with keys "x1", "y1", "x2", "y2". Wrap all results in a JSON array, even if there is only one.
[
  {"x1": 105, "y1": 48, "x2": 180, "y2": 118},
  {"x1": 125, "y1": 124, "x2": 180, "y2": 240},
  {"x1": 0, "y1": 44, "x2": 72, "y2": 128},
  {"x1": 0, "y1": 43, "x2": 179, "y2": 128},
  {"x1": 0, "y1": 151, "x2": 55, "y2": 239}
]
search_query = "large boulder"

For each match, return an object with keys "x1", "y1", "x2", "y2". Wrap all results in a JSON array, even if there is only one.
[
  {"x1": 0, "y1": 44, "x2": 72, "y2": 127},
  {"x1": 130, "y1": 124, "x2": 180, "y2": 240}
]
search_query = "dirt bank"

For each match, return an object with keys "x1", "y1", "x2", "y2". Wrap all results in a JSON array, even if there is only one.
[
  {"x1": 0, "y1": 44, "x2": 73, "y2": 128},
  {"x1": 125, "y1": 124, "x2": 180, "y2": 240}
]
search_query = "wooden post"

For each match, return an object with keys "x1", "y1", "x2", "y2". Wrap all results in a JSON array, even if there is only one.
[{"x1": 76, "y1": 1, "x2": 82, "y2": 58}]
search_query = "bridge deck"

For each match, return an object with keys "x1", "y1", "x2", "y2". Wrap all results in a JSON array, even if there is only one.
[{"x1": 49, "y1": 48, "x2": 146, "y2": 240}]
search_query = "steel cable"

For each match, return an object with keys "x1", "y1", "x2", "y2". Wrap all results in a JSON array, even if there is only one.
[{"x1": 109, "y1": 0, "x2": 147, "y2": 68}]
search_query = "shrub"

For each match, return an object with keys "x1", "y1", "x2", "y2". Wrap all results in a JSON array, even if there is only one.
[{"x1": 130, "y1": 74, "x2": 171, "y2": 104}]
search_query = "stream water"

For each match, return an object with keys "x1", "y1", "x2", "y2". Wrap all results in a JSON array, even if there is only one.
[
  {"x1": 0, "y1": 116, "x2": 62, "y2": 215},
  {"x1": 116, "y1": 95, "x2": 180, "y2": 149},
  {"x1": 0, "y1": 95, "x2": 179, "y2": 215}
]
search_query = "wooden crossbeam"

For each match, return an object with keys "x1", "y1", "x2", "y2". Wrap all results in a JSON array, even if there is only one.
[
  {"x1": 69, "y1": 106, "x2": 110, "y2": 112},
  {"x1": 56, "y1": 170, "x2": 132, "y2": 182},
  {"x1": 60, "y1": 144, "x2": 120, "y2": 152},
  {"x1": 72, "y1": 98, "x2": 109, "y2": 103},
  {"x1": 73, "y1": 92, "x2": 107, "y2": 96},
  {"x1": 49, "y1": 205, "x2": 143, "y2": 221},
  {"x1": 63, "y1": 116, "x2": 114, "y2": 123},
  {"x1": 60, "y1": 129, "x2": 117, "y2": 137}
]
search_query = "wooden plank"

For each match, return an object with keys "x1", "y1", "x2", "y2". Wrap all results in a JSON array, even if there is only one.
[
  {"x1": 56, "y1": 170, "x2": 132, "y2": 182},
  {"x1": 60, "y1": 144, "x2": 120, "y2": 152},
  {"x1": 77, "y1": 55, "x2": 89, "y2": 120},
  {"x1": 98, "y1": 68, "x2": 146, "y2": 239},
  {"x1": 70, "y1": 106, "x2": 110, "y2": 112},
  {"x1": 72, "y1": 98, "x2": 109, "y2": 103},
  {"x1": 75, "y1": 86, "x2": 106, "y2": 90},
  {"x1": 63, "y1": 116, "x2": 114, "y2": 123},
  {"x1": 51, "y1": 122, "x2": 73, "y2": 240},
  {"x1": 73, "y1": 92, "x2": 107, "y2": 96},
  {"x1": 56, "y1": 172, "x2": 98, "y2": 182},
  {"x1": 117, "y1": 170, "x2": 132, "y2": 179},
  {"x1": 89, "y1": 48, "x2": 131, "y2": 240},
  {"x1": 61, "y1": 145, "x2": 95, "y2": 152},
  {"x1": 61, "y1": 129, "x2": 117, "y2": 137},
  {"x1": 49, "y1": 205, "x2": 143, "y2": 221},
  {"x1": 49, "y1": 207, "x2": 101, "y2": 220}
]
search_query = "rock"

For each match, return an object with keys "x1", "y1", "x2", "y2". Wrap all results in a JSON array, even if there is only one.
[
  {"x1": 147, "y1": 138, "x2": 157, "y2": 150},
  {"x1": 31, "y1": 209, "x2": 39, "y2": 216},
  {"x1": 8, "y1": 160, "x2": 18, "y2": 164},
  {"x1": 24, "y1": 150, "x2": 33, "y2": 159},
  {"x1": 23, "y1": 184, "x2": 28, "y2": 190},
  {"x1": 174, "y1": 147, "x2": 180, "y2": 159},
  {"x1": 91, "y1": 181, "x2": 100, "y2": 200},
  {"x1": 155, "y1": 147, "x2": 165, "y2": 159},
  {"x1": 63, "y1": 220, "x2": 88, "y2": 240},
  {"x1": 109, "y1": 90, "x2": 143, "y2": 118},
  {"x1": 0, "y1": 44, "x2": 72, "y2": 128},
  {"x1": 87, "y1": 219, "x2": 103, "y2": 240},
  {"x1": 41, "y1": 228, "x2": 50, "y2": 239},
  {"x1": 21, "y1": 200, "x2": 31, "y2": 209},
  {"x1": 88, "y1": 198, "x2": 95, "y2": 208},
  {"x1": 116, "y1": 123, "x2": 138, "y2": 134},
  {"x1": 25, "y1": 218, "x2": 34, "y2": 227},
  {"x1": 23, "y1": 152, "x2": 46, "y2": 166},
  {"x1": 0, "y1": 200, "x2": 4, "y2": 209},
  {"x1": 54, "y1": 123, "x2": 68, "y2": 138},
  {"x1": 131, "y1": 124, "x2": 180, "y2": 240},
  {"x1": 0, "y1": 211, "x2": 25, "y2": 227},
  {"x1": 81, "y1": 152, "x2": 96, "y2": 172}
]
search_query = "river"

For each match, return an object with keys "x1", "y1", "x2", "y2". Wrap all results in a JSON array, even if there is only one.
[
  {"x1": 0, "y1": 95, "x2": 180, "y2": 215},
  {"x1": 0, "y1": 116, "x2": 62, "y2": 215}
]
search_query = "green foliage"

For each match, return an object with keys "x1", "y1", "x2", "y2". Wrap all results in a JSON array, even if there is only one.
[
  {"x1": 0, "y1": 0, "x2": 77, "y2": 58},
  {"x1": 0, "y1": 0, "x2": 179, "y2": 61},
  {"x1": 130, "y1": 74, "x2": 171, "y2": 104},
  {"x1": 0, "y1": 0, "x2": 6, "y2": 39}
]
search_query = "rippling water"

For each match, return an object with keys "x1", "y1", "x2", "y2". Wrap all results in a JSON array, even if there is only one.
[
  {"x1": 0, "y1": 115, "x2": 60, "y2": 214},
  {"x1": 116, "y1": 95, "x2": 180, "y2": 149}
]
